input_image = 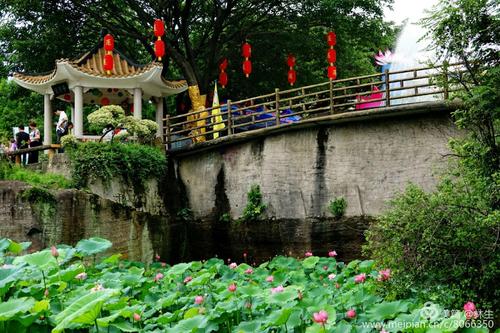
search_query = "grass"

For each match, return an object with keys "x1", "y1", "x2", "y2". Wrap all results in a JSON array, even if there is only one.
[{"x1": 0, "y1": 161, "x2": 73, "y2": 189}]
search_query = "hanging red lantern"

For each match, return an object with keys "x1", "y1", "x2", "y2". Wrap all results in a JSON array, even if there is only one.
[
  {"x1": 219, "y1": 71, "x2": 228, "y2": 88},
  {"x1": 287, "y1": 54, "x2": 296, "y2": 68},
  {"x1": 327, "y1": 65, "x2": 337, "y2": 80},
  {"x1": 155, "y1": 40, "x2": 165, "y2": 60},
  {"x1": 327, "y1": 49, "x2": 336, "y2": 64},
  {"x1": 154, "y1": 19, "x2": 165, "y2": 38},
  {"x1": 288, "y1": 69, "x2": 297, "y2": 86},
  {"x1": 242, "y1": 60, "x2": 252, "y2": 77},
  {"x1": 242, "y1": 42, "x2": 252, "y2": 58},
  {"x1": 103, "y1": 54, "x2": 114, "y2": 73},
  {"x1": 219, "y1": 58, "x2": 228, "y2": 71},
  {"x1": 104, "y1": 34, "x2": 114, "y2": 51},
  {"x1": 326, "y1": 32, "x2": 336, "y2": 46},
  {"x1": 100, "y1": 97, "x2": 110, "y2": 106}
]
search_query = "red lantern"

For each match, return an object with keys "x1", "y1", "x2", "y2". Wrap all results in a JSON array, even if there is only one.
[
  {"x1": 327, "y1": 65, "x2": 337, "y2": 80},
  {"x1": 104, "y1": 34, "x2": 114, "y2": 51},
  {"x1": 155, "y1": 39, "x2": 165, "y2": 60},
  {"x1": 242, "y1": 60, "x2": 252, "y2": 77},
  {"x1": 103, "y1": 54, "x2": 114, "y2": 72},
  {"x1": 100, "y1": 97, "x2": 110, "y2": 106},
  {"x1": 219, "y1": 58, "x2": 228, "y2": 71},
  {"x1": 242, "y1": 42, "x2": 252, "y2": 58},
  {"x1": 63, "y1": 94, "x2": 71, "y2": 101},
  {"x1": 288, "y1": 69, "x2": 296, "y2": 86},
  {"x1": 287, "y1": 54, "x2": 296, "y2": 68},
  {"x1": 154, "y1": 19, "x2": 165, "y2": 37},
  {"x1": 219, "y1": 71, "x2": 228, "y2": 88},
  {"x1": 326, "y1": 32, "x2": 336, "y2": 46},
  {"x1": 327, "y1": 49, "x2": 336, "y2": 64}
]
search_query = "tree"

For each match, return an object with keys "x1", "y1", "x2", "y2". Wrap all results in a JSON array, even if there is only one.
[
  {"x1": 1, "y1": 0, "x2": 396, "y2": 104},
  {"x1": 365, "y1": 0, "x2": 499, "y2": 311}
]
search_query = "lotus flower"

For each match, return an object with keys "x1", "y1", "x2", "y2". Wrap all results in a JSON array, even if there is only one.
[
  {"x1": 328, "y1": 250, "x2": 337, "y2": 257},
  {"x1": 154, "y1": 273, "x2": 164, "y2": 282},
  {"x1": 90, "y1": 283, "x2": 104, "y2": 292},
  {"x1": 229, "y1": 262, "x2": 238, "y2": 269},
  {"x1": 44, "y1": 289, "x2": 49, "y2": 297},
  {"x1": 378, "y1": 269, "x2": 391, "y2": 281},
  {"x1": 463, "y1": 301, "x2": 478, "y2": 319},
  {"x1": 266, "y1": 275, "x2": 274, "y2": 282},
  {"x1": 51, "y1": 246, "x2": 59, "y2": 258},
  {"x1": 346, "y1": 309, "x2": 356, "y2": 319},
  {"x1": 155, "y1": 254, "x2": 160, "y2": 261},
  {"x1": 354, "y1": 273, "x2": 366, "y2": 283},
  {"x1": 313, "y1": 310, "x2": 328, "y2": 324},
  {"x1": 75, "y1": 272, "x2": 87, "y2": 280},
  {"x1": 271, "y1": 285, "x2": 284, "y2": 294},
  {"x1": 194, "y1": 296, "x2": 204, "y2": 304},
  {"x1": 335, "y1": 283, "x2": 340, "y2": 289},
  {"x1": 245, "y1": 268, "x2": 253, "y2": 274},
  {"x1": 228, "y1": 283, "x2": 237, "y2": 292},
  {"x1": 161, "y1": 262, "x2": 166, "y2": 267},
  {"x1": 305, "y1": 251, "x2": 313, "y2": 257},
  {"x1": 380, "y1": 329, "x2": 389, "y2": 333},
  {"x1": 328, "y1": 273, "x2": 336, "y2": 280},
  {"x1": 133, "y1": 313, "x2": 141, "y2": 321}
]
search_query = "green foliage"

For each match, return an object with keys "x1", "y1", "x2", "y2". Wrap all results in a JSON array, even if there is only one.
[
  {"x1": 0, "y1": 161, "x2": 73, "y2": 189},
  {"x1": 240, "y1": 184, "x2": 267, "y2": 222},
  {"x1": 177, "y1": 207, "x2": 193, "y2": 222},
  {"x1": 59, "y1": 134, "x2": 78, "y2": 149},
  {"x1": 328, "y1": 197, "x2": 347, "y2": 219},
  {"x1": 20, "y1": 187, "x2": 56, "y2": 206},
  {"x1": 1, "y1": 238, "x2": 488, "y2": 333},
  {"x1": 66, "y1": 142, "x2": 166, "y2": 192}
]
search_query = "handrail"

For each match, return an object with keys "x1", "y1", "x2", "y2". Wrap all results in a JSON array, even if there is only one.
[
  {"x1": 164, "y1": 62, "x2": 466, "y2": 150},
  {"x1": 5, "y1": 144, "x2": 61, "y2": 165}
]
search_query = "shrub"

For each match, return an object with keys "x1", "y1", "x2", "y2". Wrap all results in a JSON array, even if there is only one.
[
  {"x1": 60, "y1": 134, "x2": 78, "y2": 148},
  {"x1": 66, "y1": 142, "x2": 166, "y2": 192},
  {"x1": 87, "y1": 105, "x2": 125, "y2": 131},
  {"x1": 328, "y1": 197, "x2": 347, "y2": 219},
  {"x1": 240, "y1": 184, "x2": 267, "y2": 222},
  {"x1": 0, "y1": 160, "x2": 72, "y2": 189}
]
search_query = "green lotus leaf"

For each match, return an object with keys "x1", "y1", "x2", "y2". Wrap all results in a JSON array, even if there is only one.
[
  {"x1": 0, "y1": 297, "x2": 35, "y2": 321},
  {"x1": 75, "y1": 237, "x2": 112, "y2": 256},
  {"x1": 366, "y1": 300, "x2": 410, "y2": 321},
  {"x1": 302, "y1": 256, "x2": 320, "y2": 269}
]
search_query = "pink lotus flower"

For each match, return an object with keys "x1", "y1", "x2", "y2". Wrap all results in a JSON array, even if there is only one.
[
  {"x1": 51, "y1": 246, "x2": 59, "y2": 258},
  {"x1": 463, "y1": 301, "x2": 479, "y2": 320},
  {"x1": 335, "y1": 283, "x2": 340, "y2": 289},
  {"x1": 328, "y1": 250, "x2": 337, "y2": 257},
  {"x1": 346, "y1": 309, "x2": 356, "y2": 319},
  {"x1": 380, "y1": 329, "x2": 389, "y2": 333},
  {"x1": 161, "y1": 262, "x2": 166, "y2": 267},
  {"x1": 228, "y1": 283, "x2": 237, "y2": 292},
  {"x1": 245, "y1": 268, "x2": 253, "y2": 274},
  {"x1": 44, "y1": 289, "x2": 49, "y2": 297},
  {"x1": 354, "y1": 273, "x2": 366, "y2": 283},
  {"x1": 266, "y1": 275, "x2": 274, "y2": 282},
  {"x1": 312, "y1": 310, "x2": 328, "y2": 324},
  {"x1": 75, "y1": 272, "x2": 87, "y2": 280},
  {"x1": 90, "y1": 283, "x2": 104, "y2": 292},
  {"x1": 183, "y1": 276, "x2": 192, "y2": 284},
  {"x1": 194, "y1": 296, "x2": 204, "y2": 304},
  {"x1": 305, "y1": 251, "x2": 313, "y2": 257},
  {"x1": 378, "y1": 269, "x2": 391, "y2": 281},
  {"x1": 229, "y1": 262, "x2": 238, "y2": 269},
  {"x1": 328, "y1": 273, "x2": 336, "y2": 280},
  {"x1": 155, "y1": 254, "x2": 160, "y2": 261},
  {"x1": 271, "y1": 285, "x2": 284, "y2": 294},
  {"x1": 133, "y1": 313, "x2": 141, "y2": 321},
  {"x1": 323, "y1": 265, "x2": 328, "y2": 271},
  {"x1": 154, "y1": 273, "x2": 164, "y2": 282},
  {"x1": 243, "y1": 252, "x2": 247, "y2": 259}
]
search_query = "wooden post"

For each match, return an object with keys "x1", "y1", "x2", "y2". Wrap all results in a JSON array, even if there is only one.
[
  {"x1": 275, "y1": 88, "x2": 280, "y2": 125},
  {"x1": 165, "y1": 115, "x2": 171, "y2": 150},
  {"x1": 227, "y1": 100, "x2": 233, "y2": 135},
  {"x1": 384, "y1": 69, "x2": 390, "y2": 107},
  {"x1": 15, "y1": 154, "x2": 21, "y2": 165},
  {"x1": 329, "y1": 80, "x2": 334, "y2": 113},
  {"x1": 443, "y1": 62, "x2": 449, "y2": 99}
]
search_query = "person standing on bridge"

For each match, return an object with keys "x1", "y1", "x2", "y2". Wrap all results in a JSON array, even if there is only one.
[
  {"x1": 15, "y1": 125, "x2": 29, "y2": 165},
  {"x1": 28, "y1": 121, "x2": 41, "y2": 164},
  {"x1": 54, "y1": 110, "x2": 68, "y2": 144}
]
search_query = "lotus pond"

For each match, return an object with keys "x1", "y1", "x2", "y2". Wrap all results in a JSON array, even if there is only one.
[{"x1": 0, "y1": 238, "x2": 488, "y2": 333}]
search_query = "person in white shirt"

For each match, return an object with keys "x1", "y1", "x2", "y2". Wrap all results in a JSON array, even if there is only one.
[{"x1": 54, "y1": 110, "x2": 68, "y2": 143}]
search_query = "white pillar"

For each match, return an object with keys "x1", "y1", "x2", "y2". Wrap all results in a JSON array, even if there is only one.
[
  {"x1": 155, "y1": 97, "x2": 164, "y2": 138},
  {"x1": 43, "y1": 94, "x2": 52, "y2": 145},
  {"x1": 133, "y1": 88, "x2": 142, "y2": 119},
  {"x1": 74, "y1": 86, "x2": 83, "y2": 138},
  {"x1": 70, "y1": 105, "x2": 75, "y2": 125}
]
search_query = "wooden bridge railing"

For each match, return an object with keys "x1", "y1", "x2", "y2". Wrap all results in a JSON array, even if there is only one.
[
  {"x1": 5, "y1": 144, "x2": 61, "y2": 165},
  {"x1": 164, "y1": 62, "x2": 466, "y2": 150}
]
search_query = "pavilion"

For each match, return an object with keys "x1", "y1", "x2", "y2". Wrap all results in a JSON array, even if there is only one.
[{"x1": 13, "y1": 43, "x2": 187, "y2": 144}]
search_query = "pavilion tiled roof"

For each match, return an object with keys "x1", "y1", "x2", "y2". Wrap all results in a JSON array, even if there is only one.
[{"x1": 13, "y1": 47, "x2": 187, "y2": 90}]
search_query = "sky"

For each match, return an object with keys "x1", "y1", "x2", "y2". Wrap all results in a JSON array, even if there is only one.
[{"x1": 384, "y1": 0, "x2": 440, "y2": 25}]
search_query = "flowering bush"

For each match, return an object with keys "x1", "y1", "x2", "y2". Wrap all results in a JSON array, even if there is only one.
[
  {"x1": 0, "y1": 238, "x2": 489, "y2": 333},
  {"x1": 87, "y1": 105, "x2": 126, "y2": 130},
  {"x1": 59, "y1": 134, "x2": 78, "y2": 148}
]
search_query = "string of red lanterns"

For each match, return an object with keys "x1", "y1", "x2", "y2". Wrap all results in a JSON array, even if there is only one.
[
  {"x1": 218, "y1": 58, "x2": 228, "y2": 88},
  {"x1": 154, "y1": 19, "x2": 165, "y2": 60},
  {"x1": 326, "y1": 31, "x2": 337, "y2": 80},
  {"x1": 103, "y1": 34, "x2": 114, "y2": 75},
  {"x1": 242, "y1": 41, "x2": 252, "y2": 78},
  {"x1": 287, "y1": 54, "x2": 296, "y2": 86}
]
